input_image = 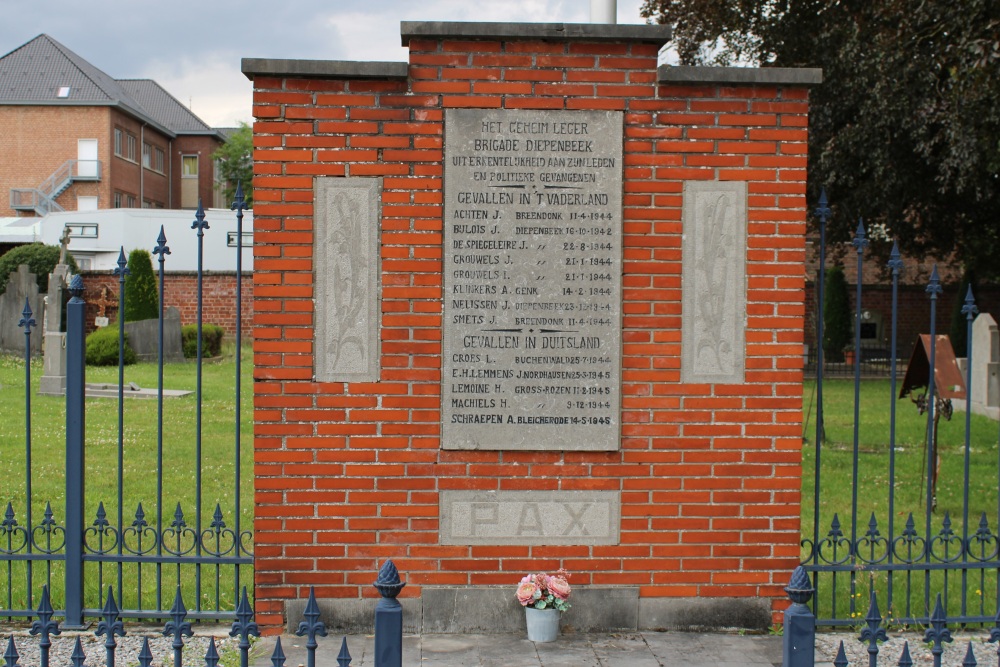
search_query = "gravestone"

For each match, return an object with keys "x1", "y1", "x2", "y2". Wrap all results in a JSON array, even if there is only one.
[
  {"x1": 125, "y1": 307, "x2": 184, "y2": 363},
  {"x1": 0, "y1": 264, "x2": 44, "y2": 355},
  {"x1": 970, "y1": 313, "x2": 999, "y2": 417},
  {"x1": 38, "y1": 264, "x2": 69, "y2": 395}
]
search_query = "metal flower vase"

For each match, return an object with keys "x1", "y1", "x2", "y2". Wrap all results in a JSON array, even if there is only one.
[{"x1": 525, "y1": 607, "x2": 560, "y2": 642}]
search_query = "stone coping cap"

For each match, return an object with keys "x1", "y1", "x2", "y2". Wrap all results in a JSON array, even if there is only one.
[
  {"x1": 241, "y1": 58, "x2": 408, "y2": 81},
  {"x1": 401, "y1": 21, "x2": 672, "y2": 45},
  {"x1": 658, "y1": 64, "x2": 822, "y2": 86}
]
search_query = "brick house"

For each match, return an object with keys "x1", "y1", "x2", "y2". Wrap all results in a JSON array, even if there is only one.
[{"x1": 0, "y1": 34, "x2": 228, "y2": 217}]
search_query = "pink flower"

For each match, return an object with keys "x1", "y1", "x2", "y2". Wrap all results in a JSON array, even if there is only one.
[
  {"x1": 516, "y1": 581, "x2": 538, "y2": 606},
  {"x1": 548, "y1": 576, "x2": 571, "y2": 600}
]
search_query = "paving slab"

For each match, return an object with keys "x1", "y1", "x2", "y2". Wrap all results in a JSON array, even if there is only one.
[{"x1": 251, "y1": 631, "x2": 783, "y2": 667}]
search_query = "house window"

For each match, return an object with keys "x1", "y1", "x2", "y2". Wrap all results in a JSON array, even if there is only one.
[
  {"x1": 154, "y1": 147, "x2": 165, "y2": 173},
  {"x1": 113, "y1": 192, "x2": 122, "y2": 208},
  {"x1": 142, "y1": 142, "x2": 151, "y2": 168},
  {"x1": 126, "y1": 134, "x2": 137, "y2": 161},
  {"x1": 114, "y1": 129, "x2": 123, "y2": 156},
  {"x1": 182, "y1": 155, "x2": 199, "y2": 177},
  {"x1": 126, "y1": 194, "x2": 136, "y2": 208}
]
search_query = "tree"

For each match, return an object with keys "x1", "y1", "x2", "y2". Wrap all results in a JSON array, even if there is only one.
[
  {"x1": 213, "y1": 121, "x2": 253, "y2": 208},
  {"x1": 823, "y1": 266, "x2": 852, "y2": 362},
  {"x1": 0, "y1": 243, "x2": 78, "y2": 294},
  {"x1": 122, "y1": 249, "x2": 159, "y2": 322},
  {"x1": 641, "y1": 0, "x2": 1000, "y2": 278},
  {"x1": 948, "y1": 269, "x2": 979, "y2": 357}
]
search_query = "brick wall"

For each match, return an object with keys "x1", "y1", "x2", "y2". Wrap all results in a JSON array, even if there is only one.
[
  {"x1": 247, "y1": 25, "x2": 812, "y2": 630},
  {"x1": 803, "y1": 282, "x2": 1000, "y2": 359},
  {"x1": 81, "y1": 271, "x2": 253, "y2": 337},
  {"x1": 0, "y1": 106, "x2": 111, "y2": 216}
]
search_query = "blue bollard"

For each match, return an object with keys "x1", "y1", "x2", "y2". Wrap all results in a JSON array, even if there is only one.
[
  {"x1": 782, "y1": 566, "x2": 816, "y2": 667},
  {"x1": 373, "y1": 560, "x2": 405, "y2": 667}
]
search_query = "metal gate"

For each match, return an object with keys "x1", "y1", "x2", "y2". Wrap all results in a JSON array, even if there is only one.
[
  {"x1": 801, "y1": 191, "x2": 1000, "y2": 627},
  {"x1": 1, "y1": 191, "x2": 252, "y2": 623}
]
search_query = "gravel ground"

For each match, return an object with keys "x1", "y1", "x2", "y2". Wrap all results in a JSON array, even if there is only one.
[
  {"x1": 817, "y1": 631, "x2": 1000, "y2": 666},
  {"x1": 0, "y1": 626, "x2": 249, "y2": 667}
]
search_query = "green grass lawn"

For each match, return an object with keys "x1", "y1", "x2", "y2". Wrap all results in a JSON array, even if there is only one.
[
  {"x1": 0, "y1": 346, "x2": 253, "y2": 615},
  {"x1": 802, "y1": 379, "x2": 1000, "y2": 624}
]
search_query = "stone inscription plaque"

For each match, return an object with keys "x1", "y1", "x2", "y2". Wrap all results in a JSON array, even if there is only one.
[
  {"x1": 443, "y1": 109, "x2": 623, "y2": 450},
  {"x1": 681, "y1": 181, "x2": 747, "y2": 384},
  {"x1": 440, "y1": 490, "x2": 621, "y2": 545},
  {"x1": 314, "y1": 177, "x2": 381, "y2": 382}
]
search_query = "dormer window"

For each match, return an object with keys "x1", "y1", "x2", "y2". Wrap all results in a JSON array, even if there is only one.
[{"x1": 57, "y1": 86, "x2": 70, "y2": 98}]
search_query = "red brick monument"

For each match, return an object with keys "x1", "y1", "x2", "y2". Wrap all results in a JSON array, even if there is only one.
[{"x1": 243, "y1": 21, "x2": 820, "y2": 633}]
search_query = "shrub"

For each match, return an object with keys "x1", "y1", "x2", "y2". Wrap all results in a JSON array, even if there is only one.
[
  {"x1": 181, "y1": 323, "x2": 225, "y2": 359},
  {"x1": 948, "y1": 269, "x2": 978, "y2": 358},
  {"x1": 823, "y1": 265, "x2": 852, "y2": 362},
  {"x1": 0, "y1": 243, "x2": 79, "y2": 294},
  {"x1": 122, "y1": 249, "x2": 158, "y2": 322},
  {"x1": 85, "y1": 324, "x2": 137, "y2": 366}
]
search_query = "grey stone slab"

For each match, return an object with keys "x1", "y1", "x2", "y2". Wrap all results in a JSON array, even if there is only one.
[
  {"x1": 401, "y1": 21, "x2": 672, "y2": 45},
  {"x1": 658, "y1": 65, "x2": 823, "y2": 86},
  {"x1": 314, "y1": 177, "x2": 381, "y2": 383},
  {"x1": 590, "y1": 634, "x2": 662, "y2": 667},
  {"x1": 241, "y1": 58, "x2": 408, "y2": 80},
  {"x1": 284, "y1": 597, "x2": 421, "y2": 634},
  {"x1": 561, "y1": 588, "x2": 638, "y2": 632},
  {"x1": 638, "y1": 597, "x2": 771, "y2": 632},
  {"x1": 44, "y1": 265, "x2": 68, "y2": 331},
  {"x1": 442, "y1": 108, "x2": 623, "y2": 451},
  {"x1": 474, "y1": 634, "x2": 541, "y2": 667},
  {"x1": 681, "y1": 181, "x2": 747, "y2": 385},
  {"x1": 532, "y1": 638, "x2": 601, "y2": 666},
  {"x1": 38, "y1": 331, "x2": 66, "y2": 395},
  {"x1": 124, "y1": 307, "x2": 184, "y2": 363},
  {"x1": 421, "y1": 587, "x2": 525, "y2": 633},
  {"x1": 972, "y1": 313, "x2": 999, "y2": 408},
  {"x1": 439, "y1": 490, "x2": 620, "y2": 546},
  {"x1": 0, "y1": 264, "x2": 43, "y2": 355}
]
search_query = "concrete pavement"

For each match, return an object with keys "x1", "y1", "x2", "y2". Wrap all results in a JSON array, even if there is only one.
[{"x1": 251, "y1": 631, "x2": 784, "y2": 667}]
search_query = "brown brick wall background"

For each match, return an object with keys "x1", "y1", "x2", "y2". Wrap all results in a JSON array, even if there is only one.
[{"x1": 81, "y1": 271, "x2": 253, "y2": 337}]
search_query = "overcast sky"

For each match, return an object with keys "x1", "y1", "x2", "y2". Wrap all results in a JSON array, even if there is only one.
[{"x1": 2, "y1": 0, "x2": 650, "y2": 128}]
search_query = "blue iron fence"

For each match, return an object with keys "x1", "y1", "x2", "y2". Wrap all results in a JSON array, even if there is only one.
[
  {"x1": 783, "y1": 565, "x2": 1000, "y2": 666},
  {"x1": 801, "y1": 190, "x2": 1000, "y2": 628},
  {"x1": 3, "y1": 561, "x2": 407, "y2": 667},
  {"x1": 2, "y1": 192, "x2": 252, "y2": 622}
]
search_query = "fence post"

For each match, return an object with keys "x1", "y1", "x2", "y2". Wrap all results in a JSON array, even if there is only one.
[
  {"x1": 373, "y1": 560, "x2": 405, "y2": 667},
  {"x1": 782, "y1": 566, "x2": 816, "y2": 667},
  {"x1": 64, "y1": 275, "x2": 86, "y2": 628}
]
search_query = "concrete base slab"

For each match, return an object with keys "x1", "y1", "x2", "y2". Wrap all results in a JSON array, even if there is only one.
[
  {"x1": 289, "y1": 590, "x2": 768, "y2": 635},
  {"x1": 638, "y1": 597, "x2": 771, "y2": 632},
  {"x1": 251, "y1": 632, "x2": 784, "y2": 667}
]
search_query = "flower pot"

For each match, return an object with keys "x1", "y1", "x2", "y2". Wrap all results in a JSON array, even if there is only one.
[{"x1": 525, "y1": 606, "x2": 560, "y2": 642}]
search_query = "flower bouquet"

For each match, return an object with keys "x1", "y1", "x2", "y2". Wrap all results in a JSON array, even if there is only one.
[
  {"x1": 517, "y1": 569, "x2": 571, "y2": 642},
  {"x1": 516, "y1": 569, "x2": 571, "y2": 612}
]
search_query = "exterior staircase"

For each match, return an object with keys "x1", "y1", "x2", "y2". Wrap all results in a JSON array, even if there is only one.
[{"x1": 10, "y1": 159, "x2": 101, "y2": 216}]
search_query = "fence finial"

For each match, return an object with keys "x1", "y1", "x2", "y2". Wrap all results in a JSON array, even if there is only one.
[
  {"x1": 782, "y1": 566, "x2": 815, "y2": 667},
  {"x1": 924, "y1": 593, "x2": 953, "y2": 661},
  {"x1": 295, "y1": 587, "x2": 327, "y2": 667},
  {"x1": 374, "y1": 560, "x2": 405, "y2": 667},
  {"x1": 3, "y1": 636, "x2": 19, "y2": 667},
  {"x1": 859, "y1": 589, "x2": 887, "y2": 663}
]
